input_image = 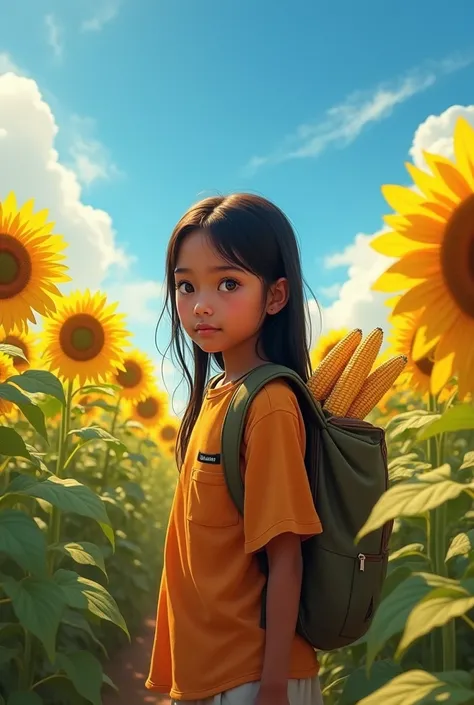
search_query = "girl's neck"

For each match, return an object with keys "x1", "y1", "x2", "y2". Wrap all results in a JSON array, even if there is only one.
[{"x1": 218, "y1": 335, "x2": 268, "y2": 385}]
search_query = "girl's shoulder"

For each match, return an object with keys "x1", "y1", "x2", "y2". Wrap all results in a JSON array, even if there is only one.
[{"x1": 247, "y1": 378, "x2": 301, "y2": 424}]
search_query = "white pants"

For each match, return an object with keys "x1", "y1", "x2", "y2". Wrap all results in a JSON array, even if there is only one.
[{"x1": 171, "y1": 675, "x2": 323, "y2": 704}]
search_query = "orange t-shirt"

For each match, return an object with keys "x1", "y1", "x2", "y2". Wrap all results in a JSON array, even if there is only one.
[{"x1": 146, "y1": 376, "x2": 323, "y2": 701}]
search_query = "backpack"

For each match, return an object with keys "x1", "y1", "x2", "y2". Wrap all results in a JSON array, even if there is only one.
[{"x1": 220, "y1": 363, "x2": 393, "y2": 652}]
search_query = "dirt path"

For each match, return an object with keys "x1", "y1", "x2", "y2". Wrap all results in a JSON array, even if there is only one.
[{"x1": 103, "y1": 616, "x2": 170, "y2": 705}]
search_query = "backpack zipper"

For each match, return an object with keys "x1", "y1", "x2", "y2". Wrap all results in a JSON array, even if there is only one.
[{"x1": 357, "y1": 552, "x2": 385, "y2": 571}]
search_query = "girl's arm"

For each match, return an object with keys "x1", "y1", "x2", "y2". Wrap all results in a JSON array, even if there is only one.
[{"x1": 258, "y1": 531, "x2": 303, "y2": 699}]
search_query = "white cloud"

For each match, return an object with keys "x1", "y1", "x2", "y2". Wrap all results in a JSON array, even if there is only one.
[
  {"x1": 81, "y1": 0, "x2": 121, "y2": 32},
  {"x1": 316, "y1": 103, "x2": 474, "y2": 340},
  {"x1": 0, "y1": 70, "x2": 130, "y2": 291},
  {"x1": 106, "y1": 280, "x2": 164, "y2": 326},
  {"x1": 45, "y1": 14, "x2": 63, "y2": 60},
  {"x1": 245, "y1": 51, "x2": 474, "y2": 174},
  {"x1": 68, "y1": 116, "x2": 122, "y2": 186},
  {"x1": 410, "y1": 104, "x2": 474, "y2": 168}
]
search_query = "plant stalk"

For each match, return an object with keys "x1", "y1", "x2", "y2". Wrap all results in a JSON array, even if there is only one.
[
  {"x1": 100, "y1": 395, "x2": 121, "y2": 492},
  {"x1": 47, "y1": 382, "x2": 73, "y2": 574},
  {"x1": 427, "y1": 393, "x2": 456, "y2": 671}
]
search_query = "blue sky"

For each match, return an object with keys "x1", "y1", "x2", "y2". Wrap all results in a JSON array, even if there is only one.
[{"x1": 1, "y1": 0, "x2": 474, "y2": 404}]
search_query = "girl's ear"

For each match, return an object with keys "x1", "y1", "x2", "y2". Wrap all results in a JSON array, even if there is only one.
[{"x1": 266, "y1": 277, "x2": 289, "y2": 315}]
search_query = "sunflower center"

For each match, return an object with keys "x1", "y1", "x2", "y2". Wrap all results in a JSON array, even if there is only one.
[
  {"x1": 2, "y1": 335, "x2": 28, "y2": 369},
  {"x1": 59, "y1": 313, "x2": 105, "y2": 362},
  {"x1": 441, "y1": 194, "x2": 474, "y2": 319},
  {"x1": 160, "y1": 424, "x2": 177, "y2": 442},
  {"x1": 116, "y1": 360, "x2": 143, "y2": 388},
  {"x1": 0, "y1": 234, "x2": 32, "y2": 299},
  {"x1": 137, "y1": 397, "x2": 159, "y2": 419}
]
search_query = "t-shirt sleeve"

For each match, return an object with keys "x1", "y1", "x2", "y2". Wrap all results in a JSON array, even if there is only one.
[{"x1": 242, "y1": 395, "x2": 323, "y2": 555}]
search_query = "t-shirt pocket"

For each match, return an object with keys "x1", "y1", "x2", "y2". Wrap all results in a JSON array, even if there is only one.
[{"x1": 187, "y1": 468, "x2": 240, "y2": 528}]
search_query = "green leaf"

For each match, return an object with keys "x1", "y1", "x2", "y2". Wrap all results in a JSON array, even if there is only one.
[
  {"x1": 389, "y1": 543, "x2": 425, "y2": 562},
  {"x1": 418, "y1": 404, "x2": 474, "y2": 441},
  {"x1": 0, "y1": 343, "x2": 28, "y2": 363},
  {"x1": 51, "y1": 541, "x2": 106, "y2": 577},
  {"x1": 54, "y1": 569, "x2": 129, "y2": 637},
  {"x1": 460, "y1": 451, "x2": 474, "y2": 470},
  {"x1": 68, "y1": 426, "x2": 127, "y2": 458},
  {"x1": 1, "y1": 576, "x2": 65, "y2": 661},
  {"x1": 0, "y1": 510, "x2": 47, "y2": 576},
  {"x1": 0, "y1": 382, "x2": 31, "y2": 405},
  {"x1": 357, "y1": 470, "x2": 474, "y2": 541},
  {"x1": 0, "y1": 475, "x2": 113, "y2": 545},
  {"x1": 396, "y1": 579, "x2": 474, "y2": 658},
  {"x1": 102, "y1": 673, "x2": 118, "y2": 691},
  {"x1": 75, "y1": 384, "x2": 120, "y2": 398},
  {"x1": 366, "y1": 572, "x2": 458, "y2": 668},
  {"x1": 0, "y1": 645, "x2": 18, "y2": 665},
  {"x1": 56, "y1": 650, "x2": 103, "y2": 705},
  {"x1": 61, "y1": 608, "x2": 108, "y2": 657},
  {"x1": 37, "y1": 395, "x2": 63, "y2": 419},
  {"x1": 0, "y1": 427, "x2": 32, "y2": 459},
  {"x1": 7, "y1": 693, "x2": 43, "y2": 705},
  {"x1": 79, "y1": 399, "x2": 116, "y2": 413},
  {"x1": 357, "y1": 669, "x2": 474, "y2": 705},
  {"x1": 387, "y1": 410, "x2": 440, "y2": 439},
  {"x1": 7, "y1": 370, "x2": 66, "y2": 405},
  {"x1": 446, "y1": 530, "x2": 474, "y2": 561},
  {"x1": 339, "y1": 660, "x2": 403, "y2": 705},
  {"x1": 17, "y1": 403, "x2": 48, "y2": 442}
]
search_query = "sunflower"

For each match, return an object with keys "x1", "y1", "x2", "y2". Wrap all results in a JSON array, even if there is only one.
[
  {"x1": 130, "y1": 387, "x2": 168, "y2": 428},
  {"x1": 0, "y1": 325, "x2": 38, "y2": 371},
  {"x1": 0, "y1": 351, "x2": 15, "y2": 416},
  {"x1": 157, "y1": 416, "x2": 180, "y2": 445},
  {"x1": 75, "y1": 393, "x2": 102, "y2": 424},
  {"x1": 112, "y1": 348, "x2": 155, "y2": 402},
  {"x1": 388, "y1": 310, "x2": 437, "y2": 395},
  {"x1": 371, "y1": 116, "x2": 474, "y2": 397},
  {"x1": 310, "y1": 328, "x2": 349, "y2": 369},
  {"x1": 41, "y1": 290, "x2": 130, "y2": 387},
  {"x1": 0, "y1": 192, "x2": 70, "y2": 334}
]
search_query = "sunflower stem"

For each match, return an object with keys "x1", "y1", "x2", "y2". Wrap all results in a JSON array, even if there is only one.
[
  {"x1": 18, "y1": 628, "x2": 34, "y2": 691},
  {"x1": 426, "y1": 393, "x2": 456, "y2": 672},
  {"x1": 100, "y1": 395, "x2": 121, "y2": 493},
  {"x1": 47, "y1": 382, "x2": 73, "y2": 574}
]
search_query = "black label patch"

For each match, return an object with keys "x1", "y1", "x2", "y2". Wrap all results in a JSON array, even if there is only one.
[{"x1": 197, "y1": 451, "x2": 221, "y2": 464}]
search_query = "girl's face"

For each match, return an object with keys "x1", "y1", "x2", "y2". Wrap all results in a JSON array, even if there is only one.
[{"x1": 174, "y1": 229, "x2": 271, "y2": 355}]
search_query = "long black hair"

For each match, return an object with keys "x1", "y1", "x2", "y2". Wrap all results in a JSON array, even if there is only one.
[{"x1": 157, "y1": 193, "x2": 319, "y2": 466}]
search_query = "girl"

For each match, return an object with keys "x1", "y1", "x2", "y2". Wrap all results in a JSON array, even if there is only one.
[{"x1": 146, "y1": 193, "x2": 324, "y2": 705}]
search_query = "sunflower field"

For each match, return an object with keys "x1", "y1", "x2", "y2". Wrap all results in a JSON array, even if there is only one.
[
  {"x1": 0, "y1": 116, "x2": 473, "y2": 705},
  {"x1": 0, "y1": 194, "x2": 178, "y2": 703}
]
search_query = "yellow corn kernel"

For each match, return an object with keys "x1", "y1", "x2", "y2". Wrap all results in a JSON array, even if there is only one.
[
  {"x1": 307, "y1": 328, "x2": 363, "y2": 401},
  {"x1": 324, "y1": 327, "x2": 384, "y2": 416},
  {"x1": 347, "y1": 355, "x2": 408, "y2": 419}
]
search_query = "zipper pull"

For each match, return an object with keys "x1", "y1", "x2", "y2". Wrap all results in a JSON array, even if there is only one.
[{"x1": 358, "y1": 553, "x2": 366, "y2": 572}]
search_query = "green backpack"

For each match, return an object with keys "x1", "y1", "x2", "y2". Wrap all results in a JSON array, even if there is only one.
[{"x1": 220, "y1": 363, "x2": 392, "y2": 652}]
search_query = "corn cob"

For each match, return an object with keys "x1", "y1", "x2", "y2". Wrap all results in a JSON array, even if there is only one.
[
  {"x1": 324, "y1": 327, "x2": 384, "y2": 416},
  {"x1": 347, "y1": 354, "x2": 408, "y2": 419},
  {"x1": 307, "y1": 328, "x2": 363, "y2": 401}
]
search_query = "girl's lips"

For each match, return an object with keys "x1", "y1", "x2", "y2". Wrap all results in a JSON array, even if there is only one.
[{"x1": 196, "y1": 327, "x2": 220, "y2": 336}]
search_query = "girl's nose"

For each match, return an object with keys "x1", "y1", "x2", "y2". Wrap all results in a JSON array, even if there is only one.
[{"x1": 194, "y1": 300, "x2": 213, "y2": 316}]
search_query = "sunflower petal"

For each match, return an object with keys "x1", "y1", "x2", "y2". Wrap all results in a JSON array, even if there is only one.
[
  {"x1": 423, "y1": 152, "x2": 472, "y2": 202},
  {"x1": 390, "y1": 276, "x2": 443, "y2": 315},
  {"x1": 453, "y1": 117, "x2": 474, "y2": 189},
  {"x1": 370, "y1": 231, "x2": 430, "y2": 257},
  {"x1": 381, "y1": 185, "x2": 425, "y2": 213}
]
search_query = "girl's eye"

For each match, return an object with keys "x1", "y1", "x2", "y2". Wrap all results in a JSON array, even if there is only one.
[
  {"x1": 219, "y1": 278, "x2": 239, "y2": 292},
  {"x1": 176, "y1": 281, "x2": 194, "y2": 294}
]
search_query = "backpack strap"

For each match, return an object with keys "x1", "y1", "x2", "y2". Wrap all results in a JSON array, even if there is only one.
[
  {"x1": 221, "y1": 362, "x2": 326, "y2": 631},
  {"x1": 221, "y1": 363, "x2": 326, "y2": 515}
]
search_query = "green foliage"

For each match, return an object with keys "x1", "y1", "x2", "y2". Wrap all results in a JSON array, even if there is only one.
[
  {"x1": 320, "y1": 392, "x2": 474, "y2": 705},
  {"x1": 0, "y1": 368, "x2": 175, "y2": 703}
]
